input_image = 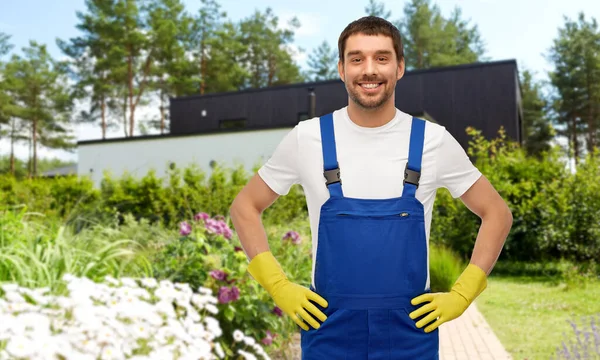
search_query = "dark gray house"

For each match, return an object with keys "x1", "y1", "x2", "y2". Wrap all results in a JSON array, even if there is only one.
[{"x1": 169, "y1": 59, "x2": 523, "y2": 151}]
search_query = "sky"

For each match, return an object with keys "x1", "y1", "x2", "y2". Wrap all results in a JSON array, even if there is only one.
[{"x1": 0, "y1": 0, "x2": 598, "y2": 163}]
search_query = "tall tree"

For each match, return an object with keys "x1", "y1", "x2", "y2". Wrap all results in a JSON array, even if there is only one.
[
  {"x1": 0, "y1": 32, "x2": 14, "y2": 140},
  {"x1": 146, "y1": 0, "x2": 197, "y2": 134},
  {"x1": 398, "y1": 0, "x2": 485, "y2": 69},
  {"x1": 0, "y1": 32, "x2": 24, "y2": 175},
  {"x1": 238, "y1": 8, "x2": 304, "y2": 88},
  {"x1": 365, "y1": 0, "x2": 392, "y2": 20},
  {"x1": 191, "y1": 0, "x2": 227, "y2": 95},
  {"x1": 307, "y1": 40, "x2": 338, "y2": 81},
  {"x1": 548, "y1": 12, "x2": 600, "y2": 164},
  {"x1": 58, "y1": 0, "x2": 125, "y2": 139},
  {"x1": 3, "y1": 41, "x2": 74, "y2": 177},
  {"x1": 201, "y1": 20, "x2": 250, "y2": 93},
  {"x1": 520, "y1": 69, "x2": 554, "y2": 157}
]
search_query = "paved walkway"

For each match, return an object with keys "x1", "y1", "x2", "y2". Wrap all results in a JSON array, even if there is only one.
[
  {"x1": 273, "y1": 301, "x2": 512, "y2": 360},
  {"x1": 439, "y1": 302, "x2": 512, "y2": 360}
]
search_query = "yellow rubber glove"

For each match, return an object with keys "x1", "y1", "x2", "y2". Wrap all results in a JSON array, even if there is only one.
[
  {"x1": 409, "y1": 263, "x2": 487, "y2": 333},
  {"x1": 247, "y1": 251, "x2": 328, "y2": 330}
]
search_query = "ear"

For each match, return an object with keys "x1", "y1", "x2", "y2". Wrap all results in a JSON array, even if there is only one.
[
  {"x1": 338, "y1": 59, "x2": 345, "y2": 83},
  {"x1": 396, "y1": 57, "x2": 405, "y2": 81}
]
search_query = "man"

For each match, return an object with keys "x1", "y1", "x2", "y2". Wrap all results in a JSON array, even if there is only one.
[{"x1": 230, "y1": 16, "x2": 512, "y2": 360}]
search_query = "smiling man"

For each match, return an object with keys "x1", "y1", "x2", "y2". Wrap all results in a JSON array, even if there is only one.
[{"x1": 230, "y1": 16, "x2": 513, "y2": 360}]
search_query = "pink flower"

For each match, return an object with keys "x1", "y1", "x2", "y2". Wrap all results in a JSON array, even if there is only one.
[
  {"x1": 179, "y1": 221, "x2": 191, "y2": 236},
  {"x1": 194, "y1": 212, "x2": 210, "y2": 222},
  {"x1": 209, "y1": 270, "x2": 228, "y2": 281},
  {"x1": 218, "y1": 286, "x2": 240, "y2": 304},
  {"x1": 262, "y1": 330, "x2": 276, "y2": 346},
  {"x1": 282, "y1": 231, "x2": 301, "y2": 245},
  {"x1": 272, "y1": 306, "x2": 283, "y2": 317}
]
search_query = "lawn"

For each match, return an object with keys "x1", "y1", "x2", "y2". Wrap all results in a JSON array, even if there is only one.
[{"x1": 476, "y1": 274, "x2": 600, "y2": 360}]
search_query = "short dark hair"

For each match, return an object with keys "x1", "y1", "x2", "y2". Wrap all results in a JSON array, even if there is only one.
[{"x1": 338, "y1": 16, "x2": 404, "y2": 63}]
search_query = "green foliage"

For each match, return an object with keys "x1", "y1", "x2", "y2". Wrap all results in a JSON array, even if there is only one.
[
  {"x1": 430, "y1": 125, "x2": 600, "y2": 264},
  {"x1": 547, "y1": 12, "x2": 600, "y2": 162},
  {"x1": 0, "y1": 206, "x2": 152, "y2": 294},
  {"x1": 428, "y1": 244, "x2": 464, "y2": 292},
  {"x1": 150, "y1": 212, "x2": 312, "y2": 354}
]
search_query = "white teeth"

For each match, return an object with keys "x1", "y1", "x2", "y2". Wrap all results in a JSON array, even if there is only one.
[{"x1": 361, "y1": 83, "x2": 380, "y2": 89}]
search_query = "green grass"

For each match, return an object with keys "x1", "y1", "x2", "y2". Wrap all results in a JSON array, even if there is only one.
[{"x1": 476, "y1": 274, "x2": 600, "y2": 360}]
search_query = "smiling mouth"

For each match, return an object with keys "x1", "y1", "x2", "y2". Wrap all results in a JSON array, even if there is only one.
[{"x1": 359, "y1": 82, "x2": 383, "y2": 89}]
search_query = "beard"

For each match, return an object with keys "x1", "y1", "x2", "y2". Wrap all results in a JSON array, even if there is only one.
[{"x1": 345, "y1": 75, "x2": 395, "y2": 110}]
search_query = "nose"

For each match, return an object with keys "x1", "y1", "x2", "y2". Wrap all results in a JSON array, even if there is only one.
[{"x1": 362, "y1": 58, "x2": 378, "y2": 77}]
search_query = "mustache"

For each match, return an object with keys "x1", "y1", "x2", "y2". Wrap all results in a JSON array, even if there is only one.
[{"x1": 354, "y1": 76, "x2": 385, "y2": 83}]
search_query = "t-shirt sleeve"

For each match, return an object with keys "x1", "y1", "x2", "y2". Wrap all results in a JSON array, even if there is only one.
[
  {"x1": 435, "y1": 128, "x2": 482, "y2": 198},
  {"x1": 257, "y1": 125, "x2": 301, "y2": 196}
]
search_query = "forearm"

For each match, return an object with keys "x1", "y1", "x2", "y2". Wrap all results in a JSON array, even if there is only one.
[
  {"x1": 469, "y1": 203, "x2": 513, "y2": 275},
  {"x1": 230, "y1": 201, "x2": 271, "y2": 261}
]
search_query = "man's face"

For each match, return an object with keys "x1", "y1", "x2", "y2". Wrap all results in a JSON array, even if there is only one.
[{"x1": 338, "y1": 33, "x2": 404, "y2": 110}]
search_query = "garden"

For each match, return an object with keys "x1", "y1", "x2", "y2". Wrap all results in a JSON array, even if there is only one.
[{"x1": 0, "y1": 127, "x2": 599, "y2": 360}]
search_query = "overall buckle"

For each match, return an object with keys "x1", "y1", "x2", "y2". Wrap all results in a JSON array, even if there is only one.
[
  {"x1": 403, "y1": 164, "x2": 420, "y2": 188},
  {"x1": 324, "y1": 168, "x2": 341, "y2": 185}
]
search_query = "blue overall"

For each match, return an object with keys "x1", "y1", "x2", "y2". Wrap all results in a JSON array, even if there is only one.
[{"x1": 300, "y1": 113, "x2": 439, "y2": 359}]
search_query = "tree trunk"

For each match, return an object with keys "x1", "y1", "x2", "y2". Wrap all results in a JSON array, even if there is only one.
[
  {"x1": 200, "y1": 35, "x2": 206, "y2": 95},
  {"x1": 160, "y1": 92, "x2": 165, "y2": 134},
  {"x1": 32, "y1": 119, "x2": 37, "y2": 177},
  {"x1": 128, "y1": 52, "x2": 135, "y2": 137},
  {"x1": 101, "y1": 94, "x2": 106, "y2": 139}
]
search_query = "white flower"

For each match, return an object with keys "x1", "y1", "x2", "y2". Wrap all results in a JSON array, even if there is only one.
[
  {"x1": 140, "y1": 278, "x2": 158, "y2": 289},
  {"x1": 238, "y1": 349, "x2": 258, "y2": 360},
  {"x1": 215, "y1": 342, "x2": 225, "y2": 358},
  {"x1": 205, "y1": 303, "x2": 218, "y2": 314},
  {"x1": 198, "y1": 286, "x2": 212, "y2": 295},
  {"x1": 0, "y1": 274, "x2": 265, "y2": 360},
  {"x1": 243, "y1": 335, "x2": 256, "y2": 346},
  {"x1": 1, "y1": 284, "x2": 18, "y2": 293},
  {"x1": 233, "y1": 329, "x2": 245, "y2": 342},
  {"x1": 5, "y1": 335, "x2": 36, "y2": 358}
]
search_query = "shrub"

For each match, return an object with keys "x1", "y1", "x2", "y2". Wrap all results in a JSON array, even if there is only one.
[
  {"x1": 0, "y1": 274, "x2": 269, "y2": 359},
  {"x1": 428, "y1": 244, "x2": 464, "y2": 293},
  {"x1": 150, "y1": 211, "x2": 312, "y2": 354},
  {"x1": 0, "y1": 206, "x2": 152, "y2": 293}
]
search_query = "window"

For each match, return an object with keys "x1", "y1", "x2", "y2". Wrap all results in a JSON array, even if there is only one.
[{"x1": 219, "y1": 118, "x2": 246, "y2": 129}]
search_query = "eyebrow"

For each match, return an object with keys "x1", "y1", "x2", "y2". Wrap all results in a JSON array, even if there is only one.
[{"x1": 346, "y1": 50, "x2": 393, "y2": 57}]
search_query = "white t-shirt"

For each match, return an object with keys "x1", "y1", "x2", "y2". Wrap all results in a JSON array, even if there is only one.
[{"x1": 257, "y1": 106, "x2": 482, "y2": 289}]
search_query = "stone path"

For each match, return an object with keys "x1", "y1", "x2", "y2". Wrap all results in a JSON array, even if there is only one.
[{"x1": 272, "y1": 301, "x2": 512, "y2": 360}]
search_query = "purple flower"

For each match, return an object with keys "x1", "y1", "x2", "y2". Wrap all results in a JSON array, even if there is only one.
[
  {"x1": 234, "y1": 246, "x2": 243, "y2": 252},
  {"x1": 194, "y1": 212, "x2": 210, "y2": 222},
  {"x1": 218, "y1": 286, "x2": 240, "y2": 304},
  {"x1": 179, "y1": 221, "x2": 191, "y2": 236},
  {"x1": 209, "y1": 270, "x2": 228, "y2": 281},
  {"x1": 203, "y1": 218, "x2": 234, "y2": 240},
  {"x1": 205, "y1": 219, "x2": 221, "y2": 234},
  {"x1": 261, "y1": 330, "x2": 276, "y2": 346},
  {"x1": 282, "y1": 231, "x2": 301, "y2": 245},
  {"x1": 272, "y1": 306, "x2": 283, "y2": 317}
]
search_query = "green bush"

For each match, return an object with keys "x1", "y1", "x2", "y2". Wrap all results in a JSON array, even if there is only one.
[
  {"x1": 430, "y1": 126, "x2": 600, "y2": 264},
  {"x1": 0, "y1": 206, "x2": 152, "y2": 294},
  {"x1": 150, "y1": 210, "x2": 312, "y2": 354},
  {"x1": 428, "y1": 243, "x2": 465, "y2": 292}
]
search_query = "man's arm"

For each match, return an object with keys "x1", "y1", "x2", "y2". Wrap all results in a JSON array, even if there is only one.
[
  {"x1": 459, "y1": 175, "x2": 513, "y2": 275},
  {"x1": 229, "y1": 173, "x2": 329, "y2": 330},
  {"x1": 230, "y1": 173, "x2": 280, "y2": 260}
]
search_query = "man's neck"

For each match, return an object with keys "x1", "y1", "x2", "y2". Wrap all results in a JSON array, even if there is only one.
[{"x1": 346, "y1": 100, "x2": 397, "y2": 128}]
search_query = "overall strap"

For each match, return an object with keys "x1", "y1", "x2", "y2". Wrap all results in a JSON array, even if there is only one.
[
  {"x1": 402, "y1": 117, "x2": 425, "y2": 198},
  {"x1": 319, "y1": 113, "x2": 343, "y2": 198}
]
